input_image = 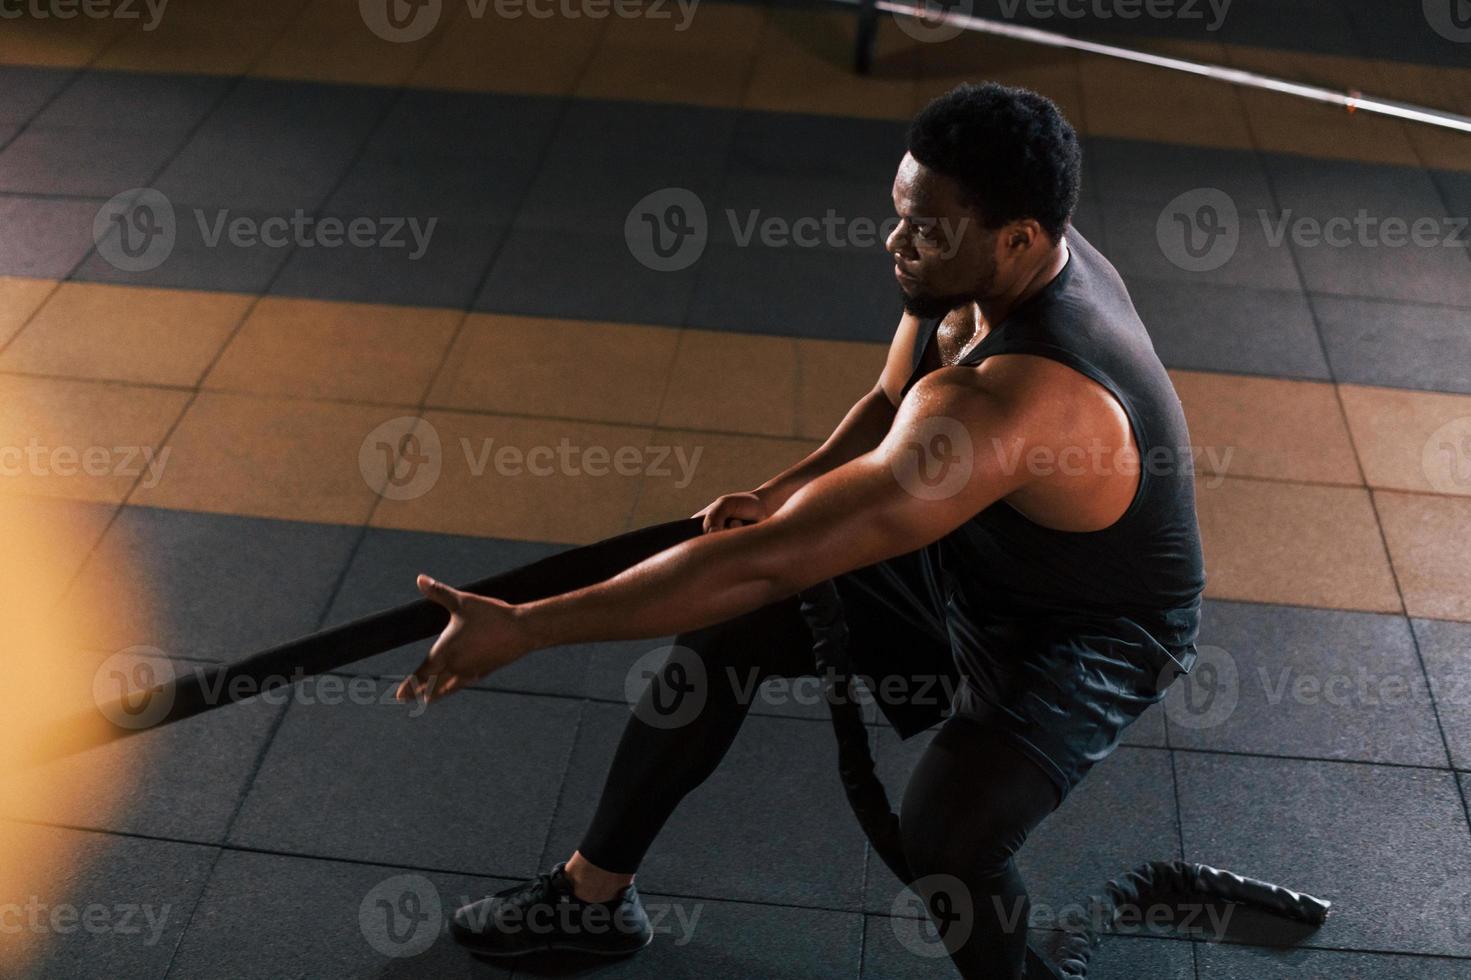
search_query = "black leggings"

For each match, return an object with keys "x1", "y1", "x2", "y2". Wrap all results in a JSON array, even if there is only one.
[{"x1": 578, "y1": 592, "x2": 1063, "y2": 979}]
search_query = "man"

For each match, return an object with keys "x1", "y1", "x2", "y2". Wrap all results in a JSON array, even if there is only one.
[{"x1": 396, "y1": 82, "x2": 1205, "y2": 979}]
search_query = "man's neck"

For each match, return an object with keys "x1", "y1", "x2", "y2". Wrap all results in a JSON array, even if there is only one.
[{"x1": 973, "y1": 236, "x2": 1071, "y2": 335}]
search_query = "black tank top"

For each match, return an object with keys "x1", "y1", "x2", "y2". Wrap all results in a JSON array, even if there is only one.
[{"x1": 901, "y1": 228, "x2": 1205, "y2": 653}]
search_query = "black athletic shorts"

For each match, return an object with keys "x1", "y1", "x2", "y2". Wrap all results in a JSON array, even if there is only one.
[{"x1": 832, "y1": 547, "x2": 1197, "y2": 802}]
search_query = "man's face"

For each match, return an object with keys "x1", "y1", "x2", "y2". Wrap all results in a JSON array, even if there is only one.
[{"x1": 885, "y1": 152, "x2": 1000, "y2": 319}]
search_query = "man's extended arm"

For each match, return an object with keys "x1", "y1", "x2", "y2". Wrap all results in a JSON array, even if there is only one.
[{"x1": 398, "y1": 369, "x2": 1032, "y2": 703}]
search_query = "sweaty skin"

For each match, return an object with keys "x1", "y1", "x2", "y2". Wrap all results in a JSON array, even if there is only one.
[{"x1": 396, "y1": 153, "x2": 1139, "y2": 706}]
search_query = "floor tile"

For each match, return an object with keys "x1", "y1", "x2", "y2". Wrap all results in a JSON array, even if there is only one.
[
  {"x1": 203, "y1": 296, "x2": 461, "y2": 404},
  {"x1": 657, "y1": 330, "x2": 799, "y2": 437},
  {"x1": 865, "y1": 927, "x2": 1194, "y2": 980},
  {"x1": 1176, "y1": 752, "x2": 1471, "y2": 956},
  {"x1": 408, "y1": 5, "x2": 604, "y2": 96},
  {"x1": 1081, "y1": 48, "x2": 1254, "y2": 150},
  {"x1": 426, "y1": 314, "x2": 679, "y2": 426},
  {"x1": 370, "y1": 410, "x2": 651, "y2": 544},
  {"x1": 0, "y1": 12, "x2": 127, "y2": 68},
  {"x1": 0, "y1": 374, "x2": 188, "y2": 503},
  {"x1": 0, "y1": 65, "x2": 76, "y2": 126},
  {"x1": 916, "y1": 28, "x2": 1084, "y2": 123},
  {"x1": 744, "y1": 10, "x2": 916, "y2": 120},
  {"x1": 323, "y1": 140, "x2": 541, "y2": 229},
  {"x1": 0, "y1": 494, "x2": 115, "y2": 596},
  {"x1": 1172, "y1": 371, "x2": 1360, "y2": 485},
  {"x1": 545, "y1": 893, "x2": 861, "y2": 979},
  {"x1": 1100, "y1": 196, "x2": 1303, "y2": 292},
  {"x1": 63, "y1": 506, "x2": 361, "y2": 662},
  {"x1": 2, "y1": 283, "x2": 252, "y2": 387},
  {"x1": 684, "y1": 240, "x2": 902, "y2": 342},
  {"x1": 1085, "y1": 138, "x2": 1275, "y2": 211},
  {"x1": 475, "y1": 227, "x2": 700, "y2": 327},
  {"x1": 165, "y1": 850, "x2": 516, "y2": 979},
  {"x1": 1197, "y1": 942, "x2": 1471, "y2": 979},
  {"x1": 0, "y1": 822, "x2": 215, "y2": 977},
  {"x1": 152, "y1": 78, "x2": 392, "y2": 213},
  {"x1": 5, "y1": 648, "x2": 287, "y2": 843},
  {"x1": 0, "y1": 125, "x2": 188, "y2": 198},
  {"x1": 270, "y1": 219, "x2": 505, "y2": 310},
  {"x1": 541, "y1": 702, "x2": 871, "y2": 909},
  {"x1": 575, "y1": 4, "x2": 763, "y2": 108},
  {"x1": 709, "y1": 171, "x2": 901, "y2": 253},
  {"x1": 1375, "y1": 491, "x2": 1471, "y2": 622},
  {"x1": 1262, "y1": 155, "x2": 1471, "y2": 308},
  {"x1": 1195, "y1": 478, "x2": 1400, "y2": 613},
  {"x1": 73, "y1": 203, "x2": 296, "y2": 295},
  {"x1": 1128, "y1": 279, "x2": 1329, "y2": 381},
  {"x1": 0, "y1": 274, "x2": 57, "y2": 349},
  {"x1": 250, "y1": 0, "x2": 438, "y2": 88},
  {"x1": 32, "y1": 69, "x2": 231, "y2": 132},
  {"x1": 1340, "y1": 384, "x2": 1471, "y2": 496},
  {"x1": 229, "y1": 685, "x2": 582, "y2": 878},
  {"x1": 0, "y1": 195, "x2": 103, "y2": 279},
  {"x1": 627, "y1": 429, "x2": 817, "y2": 529},
  {"x1": 1312, "y1": 295, "x2": 1471, "y2": 396},
  {"x1": 94, "y1": 0, "x2": 303, "y2": 76},
  {"x1": 726, "y1": 110, "x2": 906, "y2": 184},
  {"x1": 130, "y1": 393, "x2": 393, "y2": 525},
  {"x1": 1412, "y1": 618, "x2": 1471, "y2": 771},
  {"x1": 1166, "y1": 600, "x2": 1445, "y2": 767},
  {"x1": 796, "y1": 337, "x2": 885, "y2": 441}
]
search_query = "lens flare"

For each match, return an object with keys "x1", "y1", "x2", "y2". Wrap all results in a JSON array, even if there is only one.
[{"x1": 0, "y1": 497, "x2": 151, "y2": 970}]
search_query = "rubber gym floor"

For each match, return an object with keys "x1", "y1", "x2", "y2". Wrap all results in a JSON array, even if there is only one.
[{"x1": 1, "y1": 1, "x2": 1470, "y2": 977}]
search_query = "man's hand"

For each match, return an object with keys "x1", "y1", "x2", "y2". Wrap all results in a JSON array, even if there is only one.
[
  {"x1": 395, "y1": 575, "x2": 533, "y2": 706},
  {"x1": 691, "y1": 491, "x2": 769, "y2": 533}
]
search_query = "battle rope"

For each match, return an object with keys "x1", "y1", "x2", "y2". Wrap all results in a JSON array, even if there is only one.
[{"x1": 796, "y1": 577, "x2": 1331, "y2": 978}]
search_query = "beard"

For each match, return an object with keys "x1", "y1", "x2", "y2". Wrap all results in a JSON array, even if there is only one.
[{"x1": 899, "y1": 288, "x2": 972, "y2": 320}]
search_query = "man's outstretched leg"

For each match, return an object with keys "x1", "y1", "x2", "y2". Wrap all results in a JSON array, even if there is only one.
[
  {"x1": 898, "y1": 716, "x2": 1064, "y2": 980},
  {"x1": 450, "y1": 595, "x2": 816, "y2": 957}
]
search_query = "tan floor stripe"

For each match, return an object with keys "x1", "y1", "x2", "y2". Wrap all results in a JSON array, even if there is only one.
[{"x1": 1, "y1": 279, "x2": 1468, "y2": 619}]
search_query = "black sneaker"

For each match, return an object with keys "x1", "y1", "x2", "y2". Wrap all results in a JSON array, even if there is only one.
[{"x1": 449, "y1": 862, "x2": 653, "y2": 958}]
